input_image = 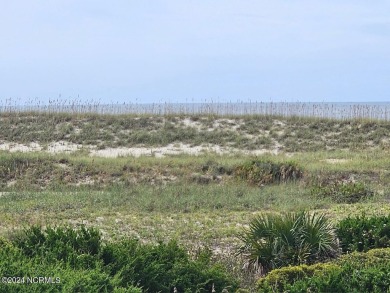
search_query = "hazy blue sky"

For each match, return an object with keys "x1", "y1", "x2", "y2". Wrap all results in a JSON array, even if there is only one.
[{"x1": 1, "y1": 1, "x2": 389, "y2": 104}]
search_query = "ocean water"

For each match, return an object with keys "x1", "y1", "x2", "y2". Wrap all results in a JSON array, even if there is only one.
[{"x1": 1, "y1": 102, "x2": 390, "y2": 120}]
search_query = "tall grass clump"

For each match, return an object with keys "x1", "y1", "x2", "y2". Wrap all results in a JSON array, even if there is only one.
[
  {"x1": 238, "y1": 211, "x2": 339, "y2": 275},
  {"x1": 234, "y1": 160, "x2": 302, "y2": 186}
]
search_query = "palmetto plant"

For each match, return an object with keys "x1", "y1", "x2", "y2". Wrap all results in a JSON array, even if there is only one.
[{"x1": 238, "y1": 211, "x2": 340, "y2": 275}]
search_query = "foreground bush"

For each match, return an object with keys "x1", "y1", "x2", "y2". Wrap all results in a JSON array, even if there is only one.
[
  {"x1": 256, "y1": 248, "x2": 390, "y2": 293},
  {"x1": 238, "y1": 211, "x2": 339, "y2": 274},
  {"x1": 101, "y1": 239, "x2": 238, "y2": 292},
  {"x1": 13, "y1": 225, "x2": 101, "y2": 270},
  {"x1": 336, "y1": 214, "x2": 390, "y2": 253},
  {"x1": 234, "y1": 160, "x2": 302, "y2": 186},
  {"x1": 0, "y1": 235, "x2": 129, "y2": 293},
  {"x1": 1, "y1": 226, "x2": 239, "y2": 292},
  {"x1": 256, "y1": 263, "x2": 341, "y2": 292}
]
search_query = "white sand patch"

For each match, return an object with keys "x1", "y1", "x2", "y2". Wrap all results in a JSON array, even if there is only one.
[
  {"x1": 90, "y1": 143, "x2": 210, "y2": 158},
  {"x1": 91, "y1": 147, "x2": 155, "y2": 158},
  {"x1": 322, "y1": 159, "x2": 349, "y2": 164},
  {"x1": 0, "y1": 137, "x2": 281, "y2": 158},
  {"x1": 0, "y1": 141, "x2": 90, "y2": 154},
  {"x1": 248, "y1": 149, "x2": 279, "y2": 156},
  {"x1": 75, "y1": 176, "x2": 95, "y2": 186},
  {"x1": 0, "y1": 142, "x2": 42, "y2": 152},
  {"x1": 185, "y1": 118, "x2": 241, "y2": 132},
  {"x1": 275, "y1": 130, "x2": 284, "y2": 136},
  {"x1": 74, "y1": 127, "x2": 82, "y2": 134},
  {"x1": 46, "y1": 141, "x2": 85, "y2": 153},
  {"x1": 90, "y1": 143, "x2": 279, "y2": 158},
  {"x1": 7, "y1": 180, "x2": 17, "y2": 187},
  {"x1": 56, "y1": 163, "x2": 71, "y2": 170},
  {"x1": 211, "y1": 119, "x2": 241, "y2": 131},
  {"x1": 181, "y1": 118, "x2": 202, "y2": 131},
  {"x1": 273, "y1": 120, "x2": 286, "y2": 127}
]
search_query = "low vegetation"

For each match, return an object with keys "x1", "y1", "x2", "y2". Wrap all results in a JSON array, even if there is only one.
[
  {"x1": 311, "y1": 181, "x2": 374, "y2": 203},
  {"x1": 337, "y1": 214, "x2": 390, "y2": 253},
  {"x1": 2, "y1": 226, "x2": 238, "y2": 292},
  {"x1": 2, "y1": 111, "x2": 390, "y2": 152},
  {"x1": 256, "y1": 248, "x2": 390, "y2": 292},
  {"x1": 1, "y1": 110, "x2": 390, "y2": 291}
]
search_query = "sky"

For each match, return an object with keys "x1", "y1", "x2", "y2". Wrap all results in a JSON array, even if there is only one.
[{"x1": 1, "y1": 1, "x2": 389, "y2": 105}]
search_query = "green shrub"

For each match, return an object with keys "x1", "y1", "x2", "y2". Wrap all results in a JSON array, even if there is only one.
[
  {"x1": 256, "y1": 263, "x2": 341, "y2": 292},
  {"x1": 13, "y1": 225, "x2": 101, "y2": 269},
  {"x1": 3, "y1": 226, "x2": 239, "y2": 292},
  {"x1": 234, "y1": 160, "x2": 302, "y2": 186},
  {"x1": 311, "y1": 181, "x2": 374, "y2": 203},
  {"x1": 257, "y1": 248, "x2": 390, "y2": 293},
  {"x1": 238, "y1": 211, "x2": 339, "y2": 274},
  {"x1": 336, "y1": 214, "x2": 390, "y2": 253},
  {"x1": 102, "y1": 239, "x2": 238, "y2": 292},
  {"x1": 0, "y1": 240, "x2": 119, "y2": 292}
]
